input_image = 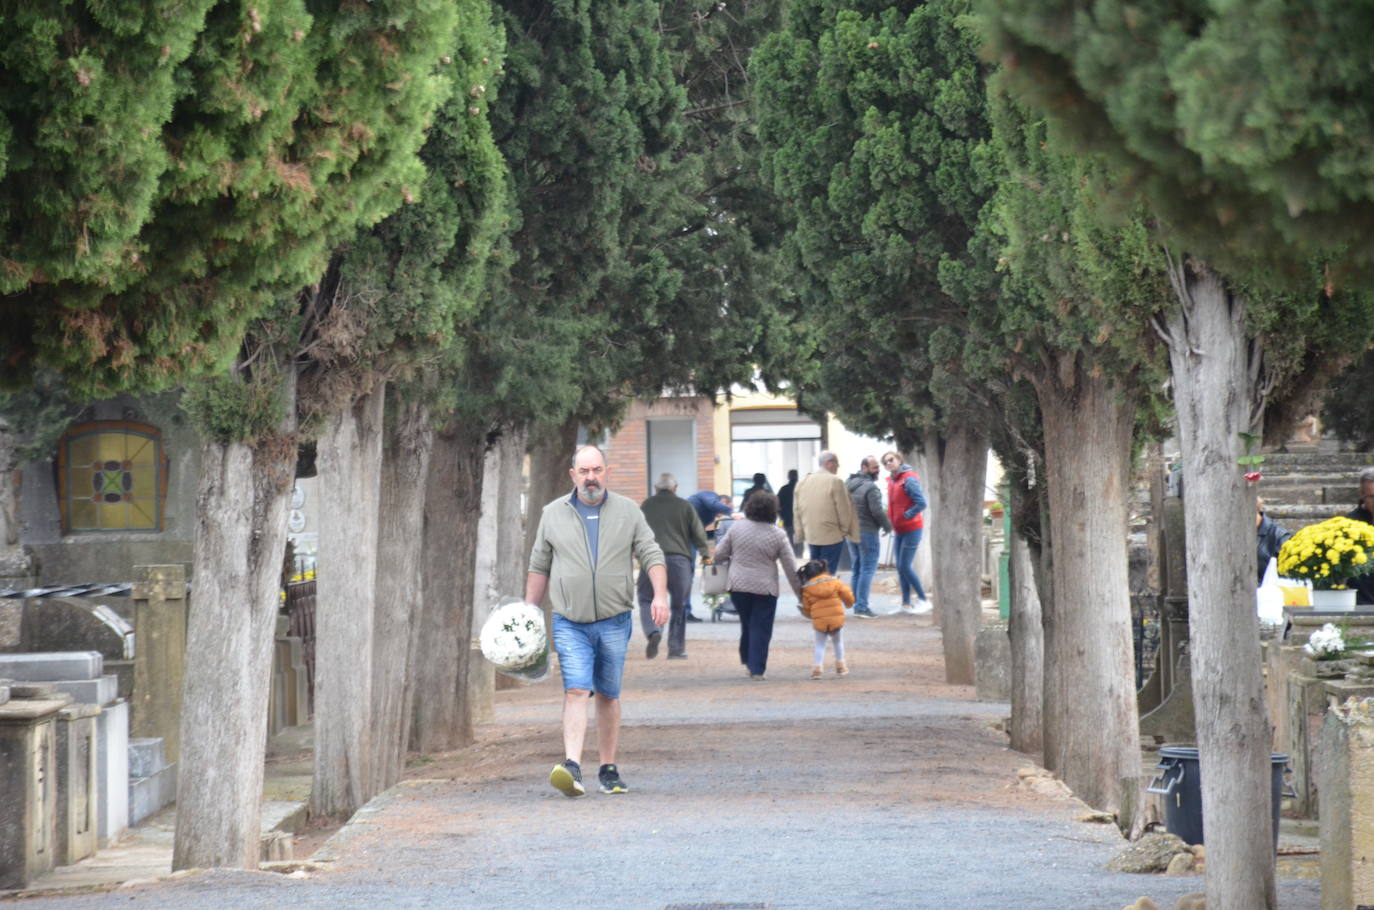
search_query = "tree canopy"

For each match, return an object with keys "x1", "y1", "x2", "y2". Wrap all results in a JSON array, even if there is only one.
[
  {"x1": 1, "y1": 0, "x2": 458, "y2": 396},
  {"x1": 751, "y1": 0, "x2": 999, "y2": 446},
  {"x1": 978, "y1": 0, "x2": 1374, "y2": 281}
]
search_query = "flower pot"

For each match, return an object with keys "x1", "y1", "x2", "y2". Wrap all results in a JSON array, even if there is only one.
[{"x1": 1311, "y1": 588, "x2": 1357, "y2": 611}]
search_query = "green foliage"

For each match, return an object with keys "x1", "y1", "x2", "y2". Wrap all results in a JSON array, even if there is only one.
[
  {"x1": 486, "y1": 0, "x2": 702, "y2": 431},
  {"x1": 978, "y1": 0, "x2": 1374, "y2": 282},
  {"x1": 1321, "y1": 349, "x2": 1374, "y2": 452},
  {"x1": 181, "y1": 363, "x2": 288, "y2": 445},
  {"x1": 2, "y1": 0, "x2": 459, "y2": 399},
  {"x1": 310, "y1": 0, "x2": 511, "y2": 428},
  {"x1": 981, "y1": 82, "x2": 1171, "y2": 413},
  {"x1": 0, "y1": 372, "x2": 84, "y2": 465},
  {"x1": 648, "y1": 0, "x2": 791, "y2": 399},
  {"x1": 752, "y1": 0, "x2": 999, "y2": 446}
]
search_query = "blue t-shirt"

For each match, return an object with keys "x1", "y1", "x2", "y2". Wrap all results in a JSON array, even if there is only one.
[{"x1": 572, "y1": 493, "x2": 603, "y2": 566}]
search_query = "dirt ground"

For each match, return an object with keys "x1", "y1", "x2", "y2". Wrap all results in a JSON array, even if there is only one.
[{"x1": 297, "y1": 598, "x2": 1070, "y2": 848}]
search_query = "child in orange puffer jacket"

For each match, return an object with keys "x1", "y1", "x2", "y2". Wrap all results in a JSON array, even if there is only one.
[{"x1": 798, "y1": 559, "x2": 854, "y2": 678}]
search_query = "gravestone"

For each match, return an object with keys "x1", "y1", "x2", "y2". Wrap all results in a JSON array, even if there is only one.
[
  {"x1": 0, "y1": 690, "x2": 70, "y2": 889},
  {"x1": 131, "y1": 565, "x2": 186, "y2": 763},
  {"x1": 54, "y1": 702, "x2": 99, "y2": 866},
  {"x1": 18, "y1": 597, "x2": 134, "y2": 699},
  {"x1": 0, "y1": 652, "x2": 130, "y2": 846},
  {"x1": 1317, "y1": 697, "x2": 1374, "y2": 910}
]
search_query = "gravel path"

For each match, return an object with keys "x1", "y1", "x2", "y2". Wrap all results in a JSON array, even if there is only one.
[{"x1": 5, "y1": 577, "x2": 1322, "y2": 909}]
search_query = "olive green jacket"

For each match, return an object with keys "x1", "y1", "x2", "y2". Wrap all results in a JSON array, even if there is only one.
[{"x1": 528, "y1": 490, "x2": 666, "y2": 622}]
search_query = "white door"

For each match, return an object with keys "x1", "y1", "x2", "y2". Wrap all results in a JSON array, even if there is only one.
[{"x1": 646, "y1": 418, "x2": 698, "y2": 499}]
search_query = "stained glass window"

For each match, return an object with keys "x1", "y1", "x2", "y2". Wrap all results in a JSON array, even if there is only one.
[{"x1": 57, "y1": 422, "x2": 167, "y2": 533}]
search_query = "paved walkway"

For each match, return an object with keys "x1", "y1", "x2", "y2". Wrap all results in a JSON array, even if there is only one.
[{"x1": 3, "y1": 572, "x2": 1322, "y2": 909}]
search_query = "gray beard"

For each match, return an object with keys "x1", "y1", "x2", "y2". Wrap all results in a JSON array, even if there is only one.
[{"x1": 578, "y1": 486, "x2": 606, "y2": 505}]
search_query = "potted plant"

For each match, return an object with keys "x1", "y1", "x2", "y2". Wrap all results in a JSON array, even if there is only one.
[{"x1": 1277, "y1": 516, "x2": 1374, "y2": 610}]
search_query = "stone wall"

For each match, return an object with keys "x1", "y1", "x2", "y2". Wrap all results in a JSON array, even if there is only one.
[{"x1": 18, "y1": 393, "x2": 198, "y2": 585}]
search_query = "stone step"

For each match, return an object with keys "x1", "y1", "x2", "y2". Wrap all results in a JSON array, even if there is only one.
[
  {"x1": 0, "y1": 651, "x2": 103, "y2": 682},
  {"x1": 128, "y1": 762, "x2": 177, "y2": 827},
  {"x1": 47, "y1": 674, "x2": 118, "y2": 707},
  {"x1": 1257, "y1": 452, "x2": 1374, "y2": 472},
  {"x1": 128, "y1": 737, "x2": 167, "y2": 780}
]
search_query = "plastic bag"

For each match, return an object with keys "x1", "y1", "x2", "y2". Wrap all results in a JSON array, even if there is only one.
[
  {"x1": 479, "y1": 598, "x2": 550, "y2": 684},
  {"x1": 1257, "y1": 557, "x2": 1286, "y2": 625}
]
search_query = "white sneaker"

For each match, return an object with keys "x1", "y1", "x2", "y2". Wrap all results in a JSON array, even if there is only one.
[
  {"x1": 899, "y1": 603, "x2": 917, "y2": 615},
  {"x1": 912, "y1": 598, "x2": 933, "y2": 614}
]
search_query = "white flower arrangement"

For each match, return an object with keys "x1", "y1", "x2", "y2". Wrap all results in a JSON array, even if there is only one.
[
  {"x1": 1305, "y1": 622, "x2": 1346, "y2": 660},
  {"x1": 479, "y1": 599, "x2": 549, "y2": 683}
]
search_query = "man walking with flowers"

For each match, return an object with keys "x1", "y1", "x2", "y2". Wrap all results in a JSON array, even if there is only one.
[{"x1": 526, "y1": 445, "x2": 668, "y2": 797}]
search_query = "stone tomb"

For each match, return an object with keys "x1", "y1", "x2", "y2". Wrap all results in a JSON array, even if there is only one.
[
  {"x1": 55, "y1": 702, "x2": 99, "y2": 866},
  {"x1": 0, "y1": 689, "x2": 70, "y2": 889},
  {"x1": 0, "y1": 651, "x2": 129, "y2": 846},
  {"x1": 1318, "y1": 697, "x2": 1374, "y2": 910}
]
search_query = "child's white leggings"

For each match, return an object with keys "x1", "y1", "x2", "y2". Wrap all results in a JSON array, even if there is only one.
[{"x1": 813, "y1": 627, "x2": 845, "y2": 664}]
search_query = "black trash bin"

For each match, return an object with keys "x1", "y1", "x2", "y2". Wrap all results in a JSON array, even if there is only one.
[{"x1": 1146, "y1": 746, "x2": 1292, "y2": 849}]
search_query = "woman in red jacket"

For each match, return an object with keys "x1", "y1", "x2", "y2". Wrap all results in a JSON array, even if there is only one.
[{"x1": 882, "y1": 451, "x2": 930, "y2": 614}]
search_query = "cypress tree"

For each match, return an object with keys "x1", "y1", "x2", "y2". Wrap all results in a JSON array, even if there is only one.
[
  {"x1": 752, "y1": 0, "x2": 1000, "y2": 684},
  {"x1": 979, "y1": 4, "x2": 1374, "y2": 902}
]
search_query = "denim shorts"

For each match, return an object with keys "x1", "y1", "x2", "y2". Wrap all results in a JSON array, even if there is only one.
[{"x1": 552, "y1": 611, "x2": 632, "y2": 699}]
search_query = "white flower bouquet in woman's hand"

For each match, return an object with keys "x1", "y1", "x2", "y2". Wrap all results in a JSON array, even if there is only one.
[{"x1": 479, "y1": 599, "x2": 550, "y2": 683}]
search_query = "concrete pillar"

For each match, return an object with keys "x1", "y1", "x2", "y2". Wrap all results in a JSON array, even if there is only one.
[
  {"x1": 0, "y1": 694, "x2": 70, "y2": 889},
  {"x1": 131, "y1": 564, "x2": 186, "y2": 763},
  {"x1": 1318, "y1": 697, "x2": 1374, "y2": 909},
  {"x1": 55, "y1": 702, "x2": 100, "y2": 866}
]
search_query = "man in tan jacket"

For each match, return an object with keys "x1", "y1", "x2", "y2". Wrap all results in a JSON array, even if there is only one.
[{"x1": 793, "y1": 450, "x2": 859, "y2": 576}]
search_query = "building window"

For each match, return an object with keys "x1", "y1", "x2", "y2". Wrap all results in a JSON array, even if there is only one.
[{"x1": 57, "y1": 421, "x2": 168, "y2": 533}]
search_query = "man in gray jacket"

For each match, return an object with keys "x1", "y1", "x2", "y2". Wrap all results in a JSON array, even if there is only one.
[
  {"x1": 526, "y1": 445, "x2": 667, "y2": 798},
  {"x1": 639, "y1": 473, "x2": 708, "y2": 660},
  {"x1": 846, "y1": 456, "x2": 893, "y2": 617}
]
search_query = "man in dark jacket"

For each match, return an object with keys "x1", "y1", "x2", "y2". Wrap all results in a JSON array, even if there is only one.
[
  {"x1": 1345, "y1": 468, "x2": 1374, "y2": 603},
  {"x1": 1255, "y1": 499, "x2": 1291, "y2": 585},
  {"x1": 639, "y1": 473, "x2": 708, "y2": 659},
  {"x1": 846, "y1": 456, "x2": 893, "y2": 617},
  {"x1": 778, "y1": 469, "x2": 800, "y2": 556}
]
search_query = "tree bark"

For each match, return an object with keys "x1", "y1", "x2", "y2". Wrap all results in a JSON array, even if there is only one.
[
  {"x1": 0, "y1": 420, "x2": 33, "y2": 585},
  {"x1": 928, "y1": 423, "x2": 988, "y2": 685},
  {"x1": 1163, "y1": 257, "x2": 1276, "y2": 909},
  {"x1": 905, "y1": 448, "x2": 936, "y2": 610},
  {"x1": 1008, "y1": 525, "x2": 1044, "y2": 756},
  {"x1": 473, "y1": 425, "x2": 528, "y2": 627},
  {"x1": 173, "y1": 369, "x2": 297, "y2": 870},
  {"x1": 370, "y1": 397, "x2": 432, "y2": 793},
  {"x1": 411, "y1": 421, "x2": 487, "y2": 752},
  {"x1": 494, "y1": 425, "x2": 528, "y2": 606},
  {"x1": 523, "y1": 418, "x2": 578, "y2": 571},
  {"x1": 1036, "y1": 365, "x2": 1141, "y2": 820},
  {"x1": 311, "y1": 386, "x2": 387, "y2": 819}
]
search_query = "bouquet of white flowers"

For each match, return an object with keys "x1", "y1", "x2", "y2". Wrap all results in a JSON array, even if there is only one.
[
  {"x1": 1305, "y1": 622, "x2": 1346, "y2": 660},
  {"x1": 479, "y1": 599, "x2": 549, "y2": 683}
]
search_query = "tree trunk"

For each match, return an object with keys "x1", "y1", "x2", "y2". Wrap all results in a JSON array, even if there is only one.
[
  {"x1": 411, "y1": 421, "x2": 487, "y2": 752},
  {"x1": 1037, "y1": 366, "x2": 1141, "y2": 821},
  {"x1": 928, "y1": 423, "x2": 988, "y2": 685},
  {"x1": 905, "y1": 448, "x2": 936, "y2": 608},
  {"x1": 173, "y1": 369, "x2": 297, "y2": 870},
  {"x1": 370, "y1": 397, "x2": 432, "y2": 793},
  {"x1": 495, "y1": 425, "x2": 528, "y2": 606},
  {"x1": 1164, "y1": 258, "x2": 1276, "y2": 909},
  {"x1": 0, "y1": 420, "x2": 33, "y2": 586},
  {"x1": 523, "y1": 418, "x2": 578, "y2": 572},
  {"x1": 1008, "y1": 525, "x2": 1044, "y2": 756},
  {"x1": 1032, "y1": 483, "x2": 1058, "y2": 772},
  {"x1": 473, "y1": 425, "x2": 528, "y2": 627},
  {"x1": 312, "y1": 386, "x2": 387, "y2": 819}
]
